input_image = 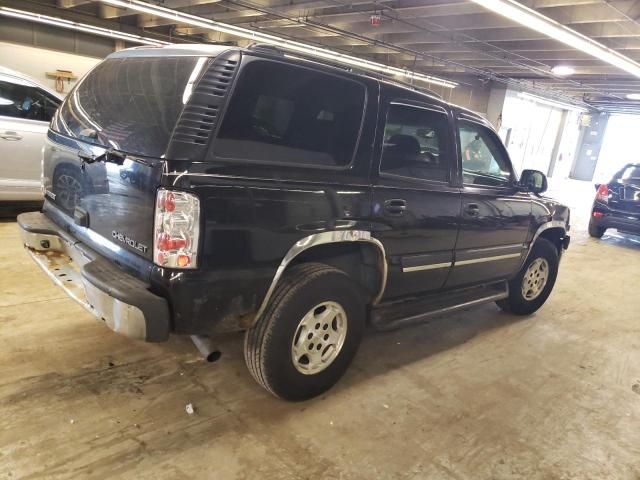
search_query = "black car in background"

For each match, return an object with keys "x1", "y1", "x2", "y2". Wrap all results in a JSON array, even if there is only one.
[{"x1": 589, "y1": 163, "x2": 640, "y2": 238}]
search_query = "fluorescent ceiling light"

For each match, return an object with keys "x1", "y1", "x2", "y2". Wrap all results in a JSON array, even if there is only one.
[
  {"x1": 626, "y1": 93, "x2": 640, "y2": 100},
  {"x1": 551, "y1": 65, "x2": 575, "y2": 77},
  {"x1": 518, "y1": 92, "x2": 587, "y2": 112},
  {"x1": 100, "y1": 0, "x2": 457, "y2": 88},
  {"x1": 0, "y1": 6, "x2": 169, "y2": 46},
  {"x1": 469, "y1": 0, "x2": 640, "y2": 78}
]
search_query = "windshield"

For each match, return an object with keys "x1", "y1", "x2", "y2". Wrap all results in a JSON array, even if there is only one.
[{"x1": 55, "y1": 56, "x2": 201, "y2": 157}]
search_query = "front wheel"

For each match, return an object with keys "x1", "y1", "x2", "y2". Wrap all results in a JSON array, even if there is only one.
[
  {"x1": 496, "y1": 238, "x2": 559, "y2": 315},
  {"x1": 244, "y1": 263, "x2": 365, "y2": 401}
]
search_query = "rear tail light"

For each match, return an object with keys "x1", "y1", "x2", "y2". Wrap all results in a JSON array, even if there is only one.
[
  {"x1": 596, "y1": 184, "x2": 609, "y2": 203},
  {"x1": 154, "y1": 189, "x2": 200, "y2": 269}
]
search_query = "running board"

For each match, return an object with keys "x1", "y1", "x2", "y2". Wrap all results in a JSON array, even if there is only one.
[{"x1": 370, "y1": 281, "x2": 508, "y2": 331}]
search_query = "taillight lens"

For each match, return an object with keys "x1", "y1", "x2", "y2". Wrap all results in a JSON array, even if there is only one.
[
  {"x1": 154, "y1": 189, "x2": 200, "y2": 269},
  {"x1": 596, "y1": 184, "x2": 609, "y2": 203}
]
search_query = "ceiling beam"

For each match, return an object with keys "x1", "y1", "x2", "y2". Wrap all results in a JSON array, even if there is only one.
[
  {"x1": 266, "y1": 18, "x2": 640, "y2": 43},
  {"x1": 0, "y1": 0, "x2": 181, "y2": 43},
  {"x1": 138, "y1": 0, "x2": 392, "y2": 28},
  {"x1": 56, "y1": 0, "x2": 93, "y2": 7},
  {"x1": 249, "y1": 1, "x2": 639, "y2": 30}
]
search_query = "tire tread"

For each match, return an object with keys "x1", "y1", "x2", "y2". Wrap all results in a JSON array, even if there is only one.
[{"x1": 244, "y1": 262, "x2": 342, "y2": 398}]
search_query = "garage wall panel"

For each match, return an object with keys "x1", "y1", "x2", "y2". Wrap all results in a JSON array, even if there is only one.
[
  {"x1": 75, "y1": 32, "x2": 115, "y2": 59},
  {"x1": 34, "y1": 24, "x2": 75, "y2": 52},
  {"x1": 0, "y1": 18, "x2": 34, "y2": 45},
  {"x1": 0, "y1": 42, "x2": 101, "y2": 95}
]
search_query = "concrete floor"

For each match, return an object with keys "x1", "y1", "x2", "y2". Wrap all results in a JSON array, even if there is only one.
[{"x1": 1, "y1": 181, "x2": 640, "y2": 479}]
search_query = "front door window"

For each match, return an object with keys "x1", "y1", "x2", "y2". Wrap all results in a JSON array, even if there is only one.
[{"x1": 459, "y1": 121, "x2": 513, "y2": 187}]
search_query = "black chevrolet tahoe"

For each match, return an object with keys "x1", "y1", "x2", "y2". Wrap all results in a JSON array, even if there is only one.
[{"x1": 18, "y1": 44, "x2": 570, "y2": 401}]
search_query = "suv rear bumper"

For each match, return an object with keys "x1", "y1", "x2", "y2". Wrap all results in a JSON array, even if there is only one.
[
  {"x1": 17, "y1": 211, "x2": 170, "y2": 342},
  {"x1": 591, "y1": 203, "x2": 640, "y2": 235}
]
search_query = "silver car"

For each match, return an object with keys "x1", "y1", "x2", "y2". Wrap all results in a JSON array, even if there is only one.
[{"x1": 0, "y1": 66, "x2": 62, "y2": 201}]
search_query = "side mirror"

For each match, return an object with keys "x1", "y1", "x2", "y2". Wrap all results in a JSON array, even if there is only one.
[{"x1": 519, "y1": 169, "x2": 548, "y2": 194}]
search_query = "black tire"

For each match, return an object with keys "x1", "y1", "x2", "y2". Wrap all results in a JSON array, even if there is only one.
[
  {"x1": 588, "y1": 220, "x2": 606, "y2": 238},
  {"x1": 496, "y1": 238, "x2": 559, "y2": 316},
  {"x1": 244, "y1": 262, "x2": 365, "y2": 401}
]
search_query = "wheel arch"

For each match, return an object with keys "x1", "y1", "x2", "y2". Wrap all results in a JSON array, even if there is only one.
[
  {"x1": 252, "y1": 231, "x2": 387, "y2": 326},
  {"x1": 538, "y1": 227, "x2": 565, "y2": 254},
  {"x1": 530, "y1": 221, "x2": 567, "y2": 256}
]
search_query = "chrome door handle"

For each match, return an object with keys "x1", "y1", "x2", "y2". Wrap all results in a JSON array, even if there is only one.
[
  {"x1": 384, "y1": 198, "x2": 407, "y2": 216},
  {"x1": 0, "y1": 131, "x2": 23, "y2": 141}
]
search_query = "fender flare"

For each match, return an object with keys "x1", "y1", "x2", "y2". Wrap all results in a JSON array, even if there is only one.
[
  {"x1": 521, "y1": 220, "x2": 567, "y2": 266},
  {"x1": 252, "y1": 230, "x2": 387, "y2": 325}
]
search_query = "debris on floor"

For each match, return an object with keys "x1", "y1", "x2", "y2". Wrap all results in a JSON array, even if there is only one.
[{"x1": 185, "y1": 403, "x2": 195, "y2": 415}]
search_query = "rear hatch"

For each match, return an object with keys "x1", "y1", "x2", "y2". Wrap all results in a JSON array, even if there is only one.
[{"x1": 43, "y1": 47, "x2": 238, "y2": 262}]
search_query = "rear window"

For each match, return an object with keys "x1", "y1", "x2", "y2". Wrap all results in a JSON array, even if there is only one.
[
  {"x1": 621, "y1": 165, "x2": 640, "y2": 180},
  {"x1": 213, "y1": 61, "x2": 366, "y2": 167},
  {"x1": 56, "y1": 56, "x2": 200, "y2": 157}
]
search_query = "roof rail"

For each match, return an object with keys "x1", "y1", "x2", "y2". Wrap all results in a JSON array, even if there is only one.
[
  {"x1": 246, "y1": 43, "x2": 285, "y2": 55},
  {"x1": 244, "y1": 43, "x2": 443, "y2": 99}
]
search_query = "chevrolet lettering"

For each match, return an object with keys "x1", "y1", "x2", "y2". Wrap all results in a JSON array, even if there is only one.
[{"x1": 112, "y1": 231, "x2": 148, "y2": 254}]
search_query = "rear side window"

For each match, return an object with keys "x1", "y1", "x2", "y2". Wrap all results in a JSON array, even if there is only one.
[
  {"x1": 213, "y1": 61, "x2": 366, "y2": 167},
  {"x1": 57, "y1": 56, "x2": 200, "y2": 157},
  {"x1": 380, "y1": 103, "x2": 452, "y2": 182},
  {"x1": 0, "y1": 77, "x2": 60, "y2": 122}
]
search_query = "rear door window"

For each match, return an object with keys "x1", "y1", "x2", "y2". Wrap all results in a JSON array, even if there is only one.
[
  {"x1": 380, "y1": 103, "x2": 452, "y2": 182},
  {"x1": 213, "y1": 61, "x2": 366, "y2": 167}
]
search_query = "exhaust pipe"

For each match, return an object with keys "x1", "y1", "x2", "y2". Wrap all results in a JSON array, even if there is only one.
[{"x1": 191, "y1": 335, "x2": 222, "y2": 363}]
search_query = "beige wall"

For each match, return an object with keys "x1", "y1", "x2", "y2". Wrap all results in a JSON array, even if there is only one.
[{"x1": 0, "y1": 42, "x2": 101, "y2": 95}]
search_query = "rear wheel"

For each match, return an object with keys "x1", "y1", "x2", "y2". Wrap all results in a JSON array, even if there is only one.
[
  {"x1": 496, "y1": 238, "x2": 559, "y2": 315},
  {"x1": 588, "y1": 219, "x2": 606, "y2": 238},
  {"x1": 244, "y1": 263, "x2": 365, "y2": 401}
]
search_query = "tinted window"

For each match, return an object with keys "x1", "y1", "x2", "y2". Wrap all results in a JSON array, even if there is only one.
[
  {"x1": 214, "y1": 61, "x2": 365, "y2": 167},
  {"x1": 56, "y1": 56, "x2": 199, "y2": 157},
  {"x1": 621, "y1": 165, "x2": 640, "y2": 180},
  {"x1": 380, "y1": 103, "x2": 451, "y2": 182},
  {"x1": 0, "y1": 77, "x2": 60, "y2": 122},
  {"x1": 459, "y1": 121, "x2": 512, "y2": 187}
]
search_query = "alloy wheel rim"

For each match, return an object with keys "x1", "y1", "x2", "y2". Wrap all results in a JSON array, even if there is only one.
[
  {"x1": 291, "y1": 301, "x2": 348, "y2": 375},
  {"x1": 521, "y1": 257, "x2": 549, "y2": 301},
  {"x1": 56, "y1": 174, "x2": 82, "y2": 210}
]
